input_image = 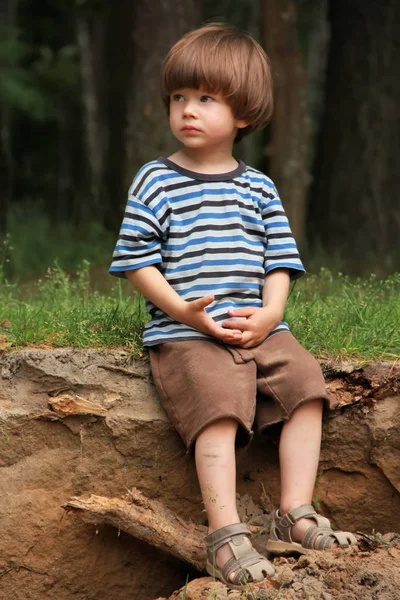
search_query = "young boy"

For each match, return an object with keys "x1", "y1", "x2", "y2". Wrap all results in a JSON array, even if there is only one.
[{"x1": 110, "y1": 23, "x2": 356, "y2": 590}]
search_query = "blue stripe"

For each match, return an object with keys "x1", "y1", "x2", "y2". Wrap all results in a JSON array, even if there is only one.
[
  {"x1": 126, "y1": 199, "x2": 155, "y2": 215},
  {"x1": 265, "y1": 263, "x2": 304, "y2": 272},
  {"x1": 109, "y1": 257, "x2": 162, "y2": 271},
  {"x1": 170, "y1": 211, "x2": 261, "y2": 227},
  {"x1": 205, "y1": 300, "x2": 263, "y2": 312},
  {"x1": 165, "y1": 258, "x2": 262, "y2": 275},
  {"x1": 144, "y1": 326, "x2": 200, "y2": 338},
  {"x1": 120, "y1": 223, "x2": 151, "y2": 236},
  {"x1": 261, "y1": 200, "x2": 282, "y2": 210},
  {"x1": 176, "y1": 282, "x2": 261, "y2": 295},
  {"x1": 247, "y1": 177, "x2": 274, "y2": 189},
  {"x1": 153, "y1": 187, "x2": 252, "y2": 213},
  {"x1": 165, "y1": 235, "x2": 264, "y2": 252},
  {"x1": 265, "y1": 221, "x2": 291, "y2": 230},
  {"x1": 267, "y1": 243, "x2": 297, "y2": 250},
  {"x1": 115, "y1": 240, "x2": 159, "y2": 252},
  {"x1": 139, "y1": 172, "x2": 179, "y2": 198}
]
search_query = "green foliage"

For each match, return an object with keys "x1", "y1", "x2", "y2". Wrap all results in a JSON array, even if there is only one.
[
  {"x1": 0, "y1": 25, "x2": 79, "y2": 121},
  {"x1": 4, "y1": 207, "x2": 115, "y2": 277}
]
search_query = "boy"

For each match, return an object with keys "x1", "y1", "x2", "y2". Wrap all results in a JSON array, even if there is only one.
[{"x1": 110, "y1": 23, "x2": 356, "y2": 590}]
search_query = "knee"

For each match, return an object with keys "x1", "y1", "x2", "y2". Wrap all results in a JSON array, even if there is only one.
[
  {"x1": 291, "y1": 398, "x2": 324, "y2": 419},
  {"x1": 197, "y1": 418, "x2": 239, "y2": 441}
]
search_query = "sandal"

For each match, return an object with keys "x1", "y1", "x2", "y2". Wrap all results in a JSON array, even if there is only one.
[
  {"x1": 266, "y1": 504, "x2": 357, "y2": 556},
  {"x1": 205, "y1": 522, "x2": 275, "y2": 590}
]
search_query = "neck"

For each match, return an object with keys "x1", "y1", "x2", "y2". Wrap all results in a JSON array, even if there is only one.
[{"x1": 169, "y1": 143, "x2": 238, "y2": 174}]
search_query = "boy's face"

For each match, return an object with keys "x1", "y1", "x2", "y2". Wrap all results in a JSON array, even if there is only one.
[{"x1": 169, "y1": 88, "x2": 248, "y2": 149}]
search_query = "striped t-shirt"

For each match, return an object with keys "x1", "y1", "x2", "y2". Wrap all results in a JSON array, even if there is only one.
[{"x1": 110, "y1": 157, "x2": 305, "y2": 346}]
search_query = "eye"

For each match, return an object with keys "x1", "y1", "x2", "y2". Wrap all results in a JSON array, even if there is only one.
[
  {"x1": 200, "y1": 95, "x2": 214, "y2": 103},
  {"x1": 171, "y1": 93, "x2": 184, "y2": 102}
]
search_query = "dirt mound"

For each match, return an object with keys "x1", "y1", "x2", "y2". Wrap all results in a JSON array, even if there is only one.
[
  {"x1": 158, "y1": 536, "x2": 400, "y2": 599},
  {"x1": 0, "y1": 349, "x2": 399, "y2": 600}
]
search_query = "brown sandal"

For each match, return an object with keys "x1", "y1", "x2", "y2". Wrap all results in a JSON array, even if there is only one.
[
  {"x1": 205, "y1": 523, "x2": 275, "y2": 590},
  {"x1": 266, "y1": 504, "x2": 357, "y2": 556}
]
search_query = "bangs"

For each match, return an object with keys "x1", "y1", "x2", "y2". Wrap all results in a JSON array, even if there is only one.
[{"x1": 161, "y1": 37, "x2": 244, "y2": 104}]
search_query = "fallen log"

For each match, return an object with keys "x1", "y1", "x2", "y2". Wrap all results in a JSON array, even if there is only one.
[
  {"x1": 63, "y1": 488, "x2": 207, "y2": 571},
  {"x1": 63, "y1": 489, "x2": 400, "y2": 600}
]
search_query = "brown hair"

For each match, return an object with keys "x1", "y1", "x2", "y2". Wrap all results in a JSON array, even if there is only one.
[{"x1": 160, "y1": 23, "x2": 273, "y2": 142}]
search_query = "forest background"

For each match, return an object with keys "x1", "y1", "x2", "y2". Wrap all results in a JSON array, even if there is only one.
[{"x1": 1, "y1": 0, "x2": 399, "y2": 280}]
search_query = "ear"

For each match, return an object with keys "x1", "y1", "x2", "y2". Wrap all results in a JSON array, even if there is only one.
[{"x1": 235, "y1": 118, "x2": 249, "y2": 130}]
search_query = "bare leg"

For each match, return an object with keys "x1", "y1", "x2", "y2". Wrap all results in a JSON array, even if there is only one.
[
  {"x1": 195, "y1": 418, "x2": 240, "y2": 575},
  {"x1": 279, "y1": 399, "x2": 324, "y2": 542}
]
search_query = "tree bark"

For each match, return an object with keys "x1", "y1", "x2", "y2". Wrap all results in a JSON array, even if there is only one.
[
  {"x1": 75, "y1": 1, "x2": 106, "y2": 216},
  {"x1": 262, "y1": 0, "x2": 329, "y2": 250},
  {"x1": 102, "y1": 0, "x2": 135, "y2": 231},
  {"x1": 310, "y1": 0, "x2": 400, "y2": 273},
  {"x1": 64, "y1": 488, "x2": 208, "y2": 571},
  {"x1": 125, "y1": 0, "x2": 202, "y2": 186},
  {"x1": 0, "y1": 0, "x2": 18, "y2": 239}
]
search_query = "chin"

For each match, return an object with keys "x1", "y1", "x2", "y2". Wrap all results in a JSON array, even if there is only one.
[{"x1": 179, "y1": 138, "x2": 207, "y2": 148}]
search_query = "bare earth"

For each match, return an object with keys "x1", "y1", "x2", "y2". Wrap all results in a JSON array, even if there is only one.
[{"x1": 0, "y1": 349, "x2": 399, "y2": 600}]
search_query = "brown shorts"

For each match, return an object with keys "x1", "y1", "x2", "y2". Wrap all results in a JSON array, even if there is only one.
[{"x1": 149, "y1": 332, "x2": 333, "y2": 449}]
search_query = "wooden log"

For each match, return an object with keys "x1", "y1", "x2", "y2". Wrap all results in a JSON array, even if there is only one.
[{"x1": 63, "y1": 488, "x2": 207, "y2": 571}]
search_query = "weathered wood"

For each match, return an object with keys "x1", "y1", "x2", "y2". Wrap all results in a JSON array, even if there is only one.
[{"x1": 63, "y1": 488, "x2": 208, "y2": 571}]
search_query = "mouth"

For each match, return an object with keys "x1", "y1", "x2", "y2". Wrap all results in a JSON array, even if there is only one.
[{"x1": 182, "y1": 126, "x2": 201, "y2": 132}]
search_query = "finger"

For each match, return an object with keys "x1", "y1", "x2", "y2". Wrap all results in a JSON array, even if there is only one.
[
  {"x1": 227, "y1": 331, "x2": 252, "y2": 346},
  {"x1": 215, "y1": 327, "x2": 243, "y2": 341},
  {"x1": 221, "y1": 319, "x2": 251, "y2": 331},
  {"x1": 227, "y1": 307, "x2": 256, "y2": 318},
  {"x1": 190, "y1": 295, "x2": 215, "y2": 310},
  {"x1": 241, "y1": 335, "x2": 264, "y2": 348}
]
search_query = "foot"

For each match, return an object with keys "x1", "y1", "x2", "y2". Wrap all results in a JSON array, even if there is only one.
[
  {"x1": 266, "y1": 504, "x2": 357, "y2": 555},
  {"x1": 289, "y1": 516, "x2": 339, "y2": 549},
  {"x1": 214, "y1": 538, "x2": 238, "y2": 582},
  {"x1": 206, "y1": 523, "x2": 275, "y2": 589}
]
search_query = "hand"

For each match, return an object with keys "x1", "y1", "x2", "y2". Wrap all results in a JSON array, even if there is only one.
[
  {"x1": 221, "y1": 306, "x2": 282, "y2": 348},
  {"x1": 179, "y1": 295, "x2": 243, "y2": 344}
]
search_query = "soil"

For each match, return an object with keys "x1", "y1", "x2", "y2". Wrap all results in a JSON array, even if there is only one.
[
  {"x1": 158, "y1": 538, "x2": 400, "y2": 600},
  {"x1": 0, "y1": 348, "x2": 399, "y2": 600},
  {"x1": 154, "y1": 496, "x2": 400, "y2": 600}
]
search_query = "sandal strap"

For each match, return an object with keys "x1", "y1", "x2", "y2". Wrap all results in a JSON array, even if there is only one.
[
  {"x1": 303, "y1": 525, "x2": 358, "y2": 550},
  {"x1": 273, "y1": 504, "x2": 332, "y2": 543},
  {"x1": 278, "y1": 504, "x2": 317, "y2": 528},
  {"x1": 222, "y1": 550, "x2": 276, "y2": 583},
  {"x1": 205, "y1": 522, "x2": 251, "y2": 553},
  {"x1": 303, "y1": 525, "x2": 334, "y2": 549},
  {"x1": 206, "y1": 523, "x2": 275, "y2": 585}
]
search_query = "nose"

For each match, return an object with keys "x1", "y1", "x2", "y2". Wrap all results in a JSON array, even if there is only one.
[{"x1": 182, "y1": 99, "x2": 197, "y2": 118}]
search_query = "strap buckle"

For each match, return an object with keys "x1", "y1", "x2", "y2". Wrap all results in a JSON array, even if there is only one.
[{"x1": 280, "y1": 511, "x2": 296, "y2": 528}]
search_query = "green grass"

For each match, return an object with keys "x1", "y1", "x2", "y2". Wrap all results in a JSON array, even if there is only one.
[
  {"x1": 0, "y1": 258, "x2": 399, "y2": 361},
  {"x1": 286, "y1": 268, "x2": 400, "y2": 361},
  {"x1": 0, "y1": 261, "x2": 147, "y2": 354}
]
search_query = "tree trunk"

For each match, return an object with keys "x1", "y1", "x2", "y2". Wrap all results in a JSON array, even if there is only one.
[
  {"x1": 262, "y1": 0, "x2": 329, "y2": 250},
  {"x1": 102, "y1": 0, "x2": 135, "y2": 231},
  {"x1": 125, "y1": 0, "x2": 202, "y2": 186},
  {"x1": 0, "y1": 0, "x2": 18, "y2": 239},
  {"x1": 310, "y1": 0, "x2": 400, "y2": 273},
  {"x1": 75, "y1": 1, "x2": 106, "y2": 217}
]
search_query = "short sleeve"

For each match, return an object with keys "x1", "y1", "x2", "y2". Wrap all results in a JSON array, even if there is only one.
[
  {"x1": 109, "y1": 193, "x2": 163, "y2": 278},
  {"x1": 260, "y1": 182, "x2": 305, "y2": 281}
]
